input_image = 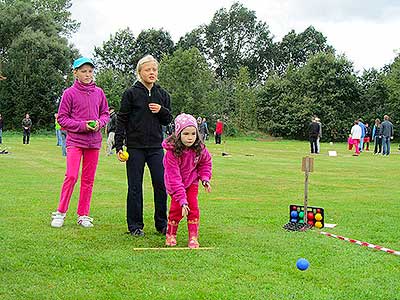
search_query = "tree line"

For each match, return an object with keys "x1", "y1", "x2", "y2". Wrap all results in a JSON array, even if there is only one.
[{"x1": 0, "y1": 1, "x2": 399, "y2": 141}]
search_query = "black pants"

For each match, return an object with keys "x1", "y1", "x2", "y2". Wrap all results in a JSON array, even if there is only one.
[
  {"x1": 309, "y1": 136, "x2": 318, "y2": 153},
  {"x1": 126, "y1": 148, "x2": 167, "y2": 232},
  {"x1": 215, "y1": 133, "x2": 222, "y2": 144},
  {"x1": 374, "y1": 137, "x2": 382, "y2": 154},
  {"x1": 23, "y1": 128, "x2": 30, "y2": 144}
]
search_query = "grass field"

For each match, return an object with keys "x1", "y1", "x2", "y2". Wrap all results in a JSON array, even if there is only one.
[{"x1": 0, "y1": 133, "x2": 399, "y2": 300}]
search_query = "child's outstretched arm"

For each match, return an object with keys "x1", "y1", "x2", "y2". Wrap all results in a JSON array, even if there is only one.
[{"x1": 197, "y1": 147, "x2": 212, "y2": 192}]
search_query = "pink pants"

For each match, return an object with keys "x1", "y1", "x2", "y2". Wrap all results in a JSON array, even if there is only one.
[
  {"x1": 167, "y1": 184, "x2": 200, "y2": 238},
  {"x1": 352, "y1": 139, "x2": 360, "y2": 154},
  {"x1": 168, "y1": 184, "x2": 200, "y2": 222},
  {"x1": 57, "y1": 147, "x2": 100, "y2": 216}
]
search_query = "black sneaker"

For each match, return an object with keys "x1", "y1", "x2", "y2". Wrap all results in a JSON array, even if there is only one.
[{"x1": 128, "y1": 228, "x2": 145, "y2": 237}]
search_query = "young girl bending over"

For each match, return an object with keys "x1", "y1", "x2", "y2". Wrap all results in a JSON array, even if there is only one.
[
  {"x1": 50, "y1": 57, "x2": 109, "y2": 228},
  {"x1": 163, "y1": 113, "x2": 212, "y2": 248}
]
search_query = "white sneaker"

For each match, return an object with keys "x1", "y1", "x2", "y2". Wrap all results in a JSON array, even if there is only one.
[
  {"x1": 77, "y1": 216, "x2": 94, "y2": 228},
  {"x1": 51, "y1": 211, "x2": 66, "y2": 228}
]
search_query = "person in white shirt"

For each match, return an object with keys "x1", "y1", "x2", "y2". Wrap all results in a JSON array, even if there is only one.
[{"x1": 350, "y1": 120, "x2": 362, "y2": 156}]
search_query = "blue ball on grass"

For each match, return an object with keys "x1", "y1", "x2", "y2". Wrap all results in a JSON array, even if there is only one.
[{"x1": 296, "y1": 258, "x2": 309, "y2": 271}]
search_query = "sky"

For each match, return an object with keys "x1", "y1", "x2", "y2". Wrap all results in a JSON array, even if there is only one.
[{"x1": 69, "y1": 0, "x2": 400, "y2": 72}]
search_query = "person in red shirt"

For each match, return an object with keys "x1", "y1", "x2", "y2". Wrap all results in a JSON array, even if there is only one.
[{"x1": 215, "y1": 119, "x2": 224, "y2": 144}]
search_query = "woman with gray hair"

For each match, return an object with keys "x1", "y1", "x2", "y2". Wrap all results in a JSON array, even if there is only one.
[{"x1": 115, "y1": 55, "x2": 173, "y2": 236}]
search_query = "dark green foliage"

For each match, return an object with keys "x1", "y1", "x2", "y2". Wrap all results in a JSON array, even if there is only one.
[
  {"x1": 1, "y1": 1, "x2": 400, "y2": 139},
  {"x1": 0, "y1": 0, "x2": 78, "y2": 130},
  {"x1": 257, "y1": 53, "x2": 360, "y2": 141},
  {"x1": 93, "y1": 28, "x2": 137, "y2": 78},
  {"x1": 384, "y1": 54, "x2": 400, "y2": 128},
  {"x1": 274, "y1": 26, "x2": 335, "y2": 75},
  {"x1": 158, "y1": 48, "x2": 214, "y2": 117},
  {"x1": 95, "y1": 68, "x2": 131, "y2": 110},
  {"x1": 94, "y1": 28, "x2": 174, "y2": 79},
  {"x1": 177, "y1": 2, "x2": 274, "y2": 82}
]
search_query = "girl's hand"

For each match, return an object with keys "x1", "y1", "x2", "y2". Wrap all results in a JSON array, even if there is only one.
[
  {"x1": 148, "y1": 103, "x2": 161, "y2": 113},
  {"x1": 86, "y1": 120, "x2": 99, "y2": 131},
  {"x1": 116, "y1": 150, "x2": 125, "y2": 162},
  {"x1": 93, "y1": 120, "x2": 100, "y2": 131},
  {"x1": 202, "y1": 181, "x2": 212, "y2": 193},
  {"x1": 182, "y1": 204, "x2": 190, "y2": 217}
]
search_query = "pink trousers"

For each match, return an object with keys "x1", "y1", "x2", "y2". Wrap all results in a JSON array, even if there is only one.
[
  {"x1": 167, "y1": 184, "x2": 200, "y2": 238},
  {"x1": 57, "y1": 147, "x2": 100, "y2": 216}
]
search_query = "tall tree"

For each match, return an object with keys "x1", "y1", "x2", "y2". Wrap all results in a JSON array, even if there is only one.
[
  {"x1": 257, "y1": 53, "x2": 360, "y2": 141},
  {"x1": 1, "y1": 28, "x2": 76, "y2": 128},
  {"x1": 94, "y1": 28, "x2": 174, "y2": 78},
  {"x1": 158, "y1": 47, "x2": 214, "y2": 117},
  {"x1": 0, "y1": 0, "x2": 78, "y2": 129},
  {"x1": 205, "y1": 2, "x2": 274, "y2": 81},
  {"x1": 358, "y1": 68, "x2": 389, "y2": 124},
  {"x1": 384, "y1": 54, "x2": 400, "y2": 128},
  {"x1": 94, "y1": 28, "x2": 137, "y2": 77},
  {"x1": 176, "y1": 2, "x2": 274, "y2": 82},
  {"x1": 232, "y1": 67, "x2": 257, "y2": 131},
  {"x1": 95, "y1": 68, "x2": 130, "y2": 110},
  {"x1": 32, "y1": 0, "x2": 79, "y2": 36},
  {"x1": 274, "y1": 26, "x2": 334, "y2": 75},
  {"x1": 134, "y1": 28, "x2": 175, "y2": 63}
]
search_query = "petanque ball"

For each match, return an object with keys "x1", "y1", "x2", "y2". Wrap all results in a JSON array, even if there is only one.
[
  {"x1": 88, "y1": 120, "x2": 96, "y2": 128},
  {"x1": 119, "y1": 150, "x2": 129, "y2": 162},
  {"x1": 296, "y1": 258, "x2": 309, "y2": 271}
]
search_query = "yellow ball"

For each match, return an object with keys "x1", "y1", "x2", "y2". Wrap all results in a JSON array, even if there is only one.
[
  {"x1": 119, "y1": 151, "x2": 129, "y2": 161},
  {"x1": 315, "y1": 221, "x2": 323, "y2": 229},
  {"x1": 315, "y1": 213, "x2": 322, "y2": 221}
]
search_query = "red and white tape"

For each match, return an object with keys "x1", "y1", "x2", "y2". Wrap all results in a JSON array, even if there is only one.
[{"x1": 319, "y1": 231, "x2": 400, "y2": 256}]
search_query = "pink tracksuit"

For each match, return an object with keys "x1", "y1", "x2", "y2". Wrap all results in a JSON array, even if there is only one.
[
  {"x1": 162, "y1": 140, "x2": 212, "y2": 241},
  {"x1": 56, "y1": 80, "x2": 109, "y2": 216}
]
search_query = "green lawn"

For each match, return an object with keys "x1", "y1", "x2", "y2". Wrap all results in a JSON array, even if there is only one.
[{"x1": 0, "y1": 133, "x2": 399, "y2": 299}]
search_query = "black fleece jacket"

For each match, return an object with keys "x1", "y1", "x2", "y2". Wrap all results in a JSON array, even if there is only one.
[{"x1": 115, "y1": 81, "x2": 172, "y2": 151}]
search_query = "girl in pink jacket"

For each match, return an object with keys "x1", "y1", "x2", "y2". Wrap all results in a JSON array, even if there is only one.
[
  {"x1": 163, "y1": 113, "x2": 212, "y2": 248},
  {"x1": 50, "y1": 57, "x2": 109, "y2": 228}
]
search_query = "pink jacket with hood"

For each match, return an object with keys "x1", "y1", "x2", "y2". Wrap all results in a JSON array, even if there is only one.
[
  {"x1": 58, "y1": 80, "x2": 109, "y2": 149},
  {"x1": 162, "y1": 140, "x2": 212, "y2": 206}
]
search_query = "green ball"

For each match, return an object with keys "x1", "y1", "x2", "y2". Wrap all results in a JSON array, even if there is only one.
[
  {"x1": 88, "y1": 121, "x2": 96, "y2": 128},
  {"x1": 299, "y1": 211, "x2": 304, "y2": 218}
]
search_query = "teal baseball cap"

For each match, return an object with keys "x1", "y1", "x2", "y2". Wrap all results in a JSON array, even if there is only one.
[{"x1": 73, "y1": 57, "x2": 95, "y2": 69}]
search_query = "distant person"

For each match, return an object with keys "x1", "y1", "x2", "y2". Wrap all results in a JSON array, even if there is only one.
[
  {"x1": 115, "y1": 54, "x2": 173, "y2": 237},
  {"x1": 198, "y1": 117, "x2": 209, "y2": 141},
  {"x1": 163, "y1": 113, "x2": 212, "y2": 248},
  {"x1": 358, "y1": 118, "x2": 366, "y2": 152},
  {"x1": 363, "y1": 122, "x2": 372, "y2": 151},
  {"x1": 0, "y1": 113, "x2": 3, "y2": 144},
  {"x1": 215, "y1": 119, "x2": 224, "y2": 144},
  {"x1": 202, "y1": 118, "x2": 209, "y2": 140},
  {"x1": 60, "y1": 127, "x2": 67, "y2": 157},
  {"x1": 54, "y1": 113, "x2": 62, "y2": 146},
  {"x1": 22, "y1": 113, "x2": 32, "y2": 144},
  {"x1": 50, "y1": 57, "x2": 109, "y2": 228},
  {"x1": 309, "y1": 117, "x2": 320, "y2": 154},
  {"x1": 381, "y1": 114, "x2": 394, "y2": 156},
  {"x1": 350, "y1": 120, "x2": 362, "y2": 156},
  {"x1": 372, "y1": 118, "x2": 382, "y2": 155},
  {"x1": 105, "y1": 106, "x2": 117, "y2": 155},
  {"x1": 315, "y1": 117, "x2": 322, "y2": 154}
]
